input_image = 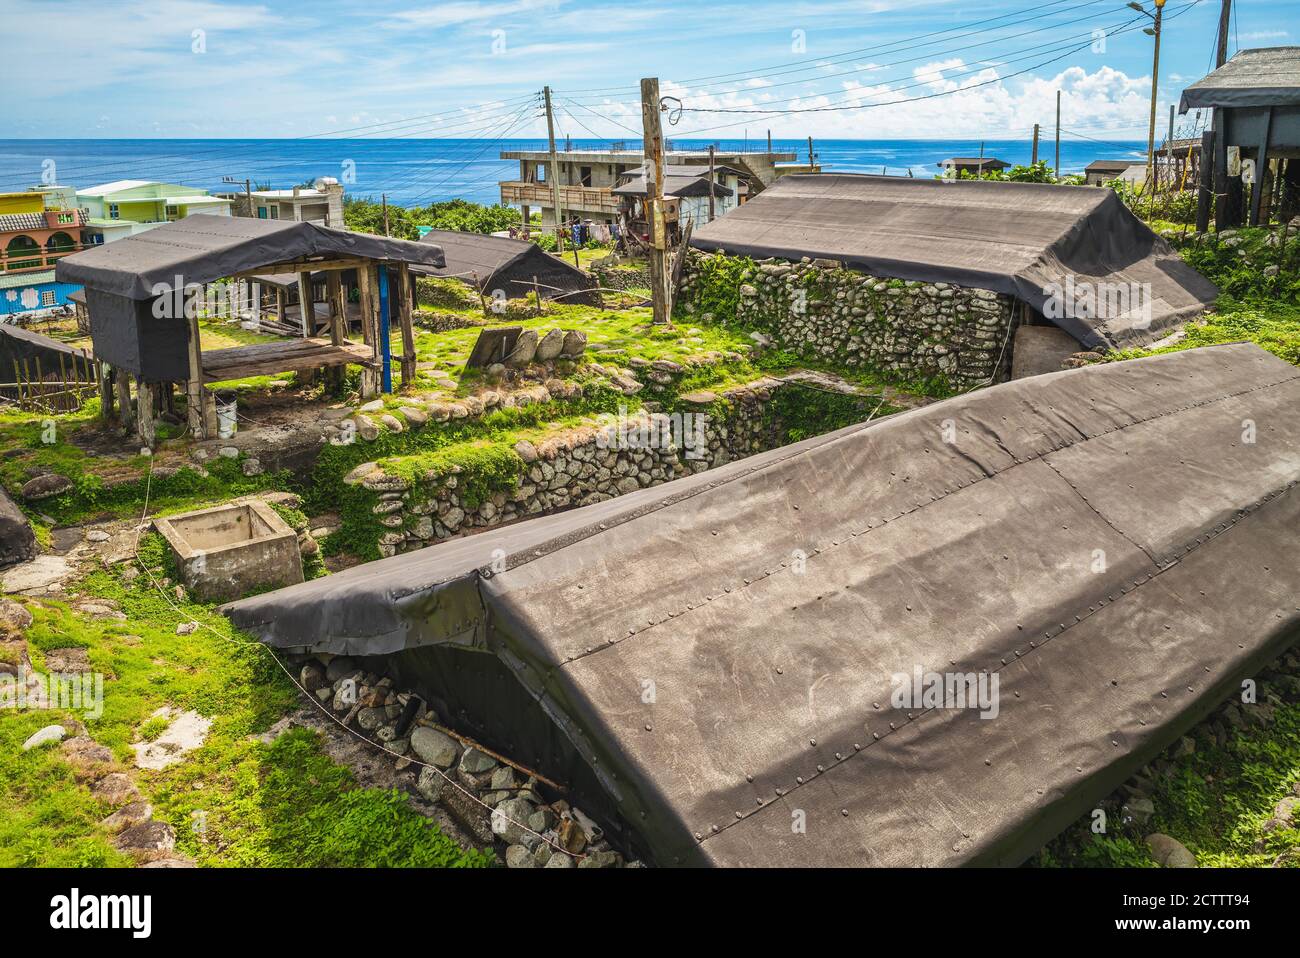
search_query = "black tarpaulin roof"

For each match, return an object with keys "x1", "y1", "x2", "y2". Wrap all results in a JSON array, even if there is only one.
[
  {"x1": 687, "y1": 173, "x2": 1218, "y2": 349},
  {"x1": 55, "y1": 214, "x2": 445, "y2": 299},
  {"x1": 225, "y1": 343, "x2": 1300, "y2": 867},
  {"x1": 411, "y1": 229, "x2": 586, "y2": 288},
  {"x1": 1179, "y1": 46, "x2": 1300, "y2": 110}
]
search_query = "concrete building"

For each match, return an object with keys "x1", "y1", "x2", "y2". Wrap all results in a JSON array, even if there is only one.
[
  {"x1": 1083, "y1": 160, "x2": 1135, "y2": 186},
  {"x1": 221, "y1": 178, "x2": 346, "y2": 228},
  {"x1": 0, "y1": 188, "x2": 87, "y2": 317},
  {"x1": 76, "y1": 180, "x2": 232, "y2": 244},
  {"x1": 498, "y1": 148, "x2": 803, "y2": 229}
]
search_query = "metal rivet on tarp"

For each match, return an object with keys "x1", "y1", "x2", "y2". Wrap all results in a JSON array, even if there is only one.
[
  {"x1": 809, "y1": 738, "x2": 817, "y2": 746},
  {"x1": 841, "y1": 809, "x2": 849, "y2": 817},
  {"x1": 644, "y1": 724, "x2": 652, "y2": 731},
  {"x1": 796, "y1": 776, "x2": 804, "y2": 784}
]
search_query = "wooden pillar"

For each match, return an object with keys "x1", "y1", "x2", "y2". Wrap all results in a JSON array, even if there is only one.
[
  {"x1": 358, "y1": 264, "x2": 381, "y2": 398},
  {"x1": 1196, "y1": 129, "x2": 1215, "y2": 234},
  {"x1": 297, "y1": 271, "x2": 314, "y2": 337},
  {"x1": 276, "y1": 287, "x2": 286, "y2": 325},
  {"x1": 98, "y1": 362, "x2": 114, "y2": 420},
  {"x1": 114, "y1": 368, "x2": 134, "y2": 431},
  {"x1": 397, "y1": 263, "x2": 416, "y2": 386},
  {"x1": 136, "y1": 379, "x2": 156, "y2": 447},
  {"x1": 184, "y1": 307, "x2": 217, "y2": 438},
  {"x1": 326, "y1": 272, "x2": 346, "y2": 390},
  {"x1": 1249, "y1": 107, "x2": 1274, "y2": 227}
]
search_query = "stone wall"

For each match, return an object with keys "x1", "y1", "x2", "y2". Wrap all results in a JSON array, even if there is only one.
[
  {"x1": 678, "y1": 251, "x2": 1019, "y2": 391},
  {"x1": 591, "y1": 265, "x2": 653, "y2": 291},
  {"x1": 345, "y1": 379, "x2": 785, "y2": 558}
]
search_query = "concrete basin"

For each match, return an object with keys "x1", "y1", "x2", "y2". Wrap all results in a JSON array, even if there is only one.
[{"x1": 154, "y1": 500, "x2": 303, "y2": 602}]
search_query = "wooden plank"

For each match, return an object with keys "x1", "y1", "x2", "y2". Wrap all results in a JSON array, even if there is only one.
[
  {"x1": 230, "y1": 257, "x2": 374, "y2": 278},
  {"x1": 296, "y1": 271, "x2": 313, "y2": 338},
  {"x1": 185, "y1": 307, "x2": 207, "y2": 437},
  {"x1": 397, "y1": 262, "x2": 416, "y2": 385}
]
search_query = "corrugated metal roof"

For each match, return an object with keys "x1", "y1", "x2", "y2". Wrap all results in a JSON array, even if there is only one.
[{"x1": 0, "y1": 269, "x2": 55, "y2": 290}]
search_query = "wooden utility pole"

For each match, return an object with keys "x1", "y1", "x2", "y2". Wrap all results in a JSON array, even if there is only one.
[
  {"x1": 1032, "y1": 123, "x2": 1040, "y2": 165},
  {"x1": 1165, "y1": 103, "x2": 1176, "y2": 193},
  {"x1": 807, "y1": 136, "x2": 815, "y2": 169},
  {"x1": 641, "y1": 77, "x2": 670, "y2": 325},
  {"x1": 707, "y1": 144, "x2": 716, "y2": 222},
  {"x1": 1055, "y1": 91, "x2": 1062, "y2": 180},
  {"x1": 1215, "y1": 0, "x2": 1232, "y2": 68},
  {"x1": 767, "y1": 130, "x2": 772, "y2": 153},
  {"x1": 543, "y1": 86, "x2": 564, "y2": 253},
  {"x1": 1143, "y1": 1, "x2": 1167, "y2": 192}
]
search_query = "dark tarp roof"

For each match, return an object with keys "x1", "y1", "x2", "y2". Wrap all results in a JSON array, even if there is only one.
[
  {"x1": 1179, "y1": 46, "x2": 1300, "y2": 111},
  {"x1": 613, "y1": 173, "x2": 734, "y2": 198},
  {"x1": 226, "y1": 343, "x2": 1300, "y2": 867},
  {"x1": 1084, "y1": 159, "x2": 1135, "y2": 172},
  {"x1": 687, "y1": 173, "x2": 1217, "y2": 349},
  {"x1": 55, "y1": 214, "x2": 445, "y2": 300},
  {"x1": 938, "y1": 157, "x2": 1009, "y2": 169},
  {"x1": 412, "y1": 230, "x2": 584, "y2": 286},
  {"x1": 0, "y1": 323, "x2": 92, "y2": 373}
]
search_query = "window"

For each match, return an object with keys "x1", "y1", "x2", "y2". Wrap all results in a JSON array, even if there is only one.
[
  {"x1": 108, "y1": 204, "x2": 120, "y2": 219},
  {"x1": 269, "y1": 207, "x2": 279, "y2": 219},
  {"x1": 537, "y1": 164, "x2": 547, "y2": 183},
  {"x1": 57, "y1": 212, "x2": 74, "y2": 224},
  {"x1": 41, "y1": 290, "x2": 56, "y2": 306},
  {"x1": 165, "y1": 205, "x2": 179, "y2": 219},
  {"x1": 579, "y1": 166, "x2": 592, "y2": 187},
  {"x1": 257, "y1": 206, "x2": 268, "y2": 219}
]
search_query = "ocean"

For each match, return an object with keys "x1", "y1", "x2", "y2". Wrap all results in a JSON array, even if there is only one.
[{"x1": 0, "y1": 137, "x2": 1148, "y2": 208}]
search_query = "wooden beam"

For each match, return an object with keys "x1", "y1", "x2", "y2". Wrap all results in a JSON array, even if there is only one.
[
  {"x1": 1249, "y1": 107, "x2": 1274, "y2": 227},
  {"x1": 397, "y1": 262, "x2": 416, "y2": 386},
  {"x1": 114, "y1": 369, "x2": 134, "y2": 430},
  {"x1": 230, "y1": 256, "x2": 375, "y2": 279},
  {"x1": 358, "y1": 264, "x2": 381, "y2": 398},
  {"x1": 185, "y1": 308, "x2": 207, "y2": 438},
  {"x1": 98, "y1": 362, "x2": 114, "y2": 420},
  {"x1": 136, "y1": 379, "x2": 156, "y2": 447},
  {"x1": 296, "y1": 271, "x2": 313, "y2": 338}
]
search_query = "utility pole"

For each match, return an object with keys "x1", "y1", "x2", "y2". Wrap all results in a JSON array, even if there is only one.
[
  {"x1": 543, "y1": 85, "x2": 564, "y2": 253},
  {"x1": 767, "y1": 130, "x2": 772, "y2": 153},
  {"x1": 807, "y1": 136, "x2": 815, "y2": 169},
  {"x1": 1165, "y1": 103, "x2": 1175, "y2": 193},
  {"x1": 1032, "y1": 123, "x2": 1040, "y2": 165},
  {"x1": 222, "y1": 175, "x2": 252, "y2": 217},
  {"x1": 1133, "y1": 0, "x2": 1167, "y2": 191},
  {"x1": 1215, "y1": 0, "x2": 1232, "y2": 67},
  {"x1": 707, "y1": 144, "x2": 716, "y2": 222},
  {"x1": 381, "y1": 193, "x2": 389, "y2": 236},
  {"x1": 1055, "y1": 90, "x2": 1061, "y2": 180},
  {"x1": 641, "y1": 77, "x2": 669, "y2": 325}
]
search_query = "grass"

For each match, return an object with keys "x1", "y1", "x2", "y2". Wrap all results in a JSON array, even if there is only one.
[
  {"x1": 0, "y1": 533, "x2": 491, "y2": 869},
  {"x1": 1107, "y1": 299, "x2": 1300, "y2": 367}
]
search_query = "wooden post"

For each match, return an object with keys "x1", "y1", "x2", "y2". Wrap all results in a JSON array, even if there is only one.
[
  {"x1": 1032, "y1": 123, "x2": 1040, "y2": 165},
  {"x1": 397, "y1": 262, "x2": 416, "y2": 386},
  {"x1": 544, "y1": 86, "x2": 564, "y2": 253},
  {"x1": 1197, "y1": 129, "x2": 1215, "y2": 232},
  {"x1": 136, "y1": 379, "x2": 156, "y2": 447},
  {"x1": 1249, "y1": 107, "x2": 1273, "y2": 226},
  {"x1": 358, "y1": 264, "x2": 381, "y2": 398},
  {"x1": 708, "y1": 144, "x2": 716, "y2": 222},
  {"x1": 641, "y1": 77, "x2": 670, "y2": 325},
  {"x1": 1054, "y1": 90, "x2": 1061, "y2": 180},
  {"x1": 98, "y1": 362, "x2": 114, "y2": 420},
  {"x1": 185, "y1": 307, "x2": 208, "y2": 438},
  {"x1": 326, "y1": 271, "x2": 346, "y2": 390},
  {"x1": 297, "y1": 271, "x2": 314, "y2": 337},
  {"x1": 115, "y1": 369, "x2": 134, "y2": 430},
  {"x1": 276, "y1": 287, "x2": 286, "y2": 325}
]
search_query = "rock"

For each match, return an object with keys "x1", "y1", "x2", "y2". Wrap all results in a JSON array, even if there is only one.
[
  {"x1": 0, "y1": 599, "x2": 33, "y2": 638},
  {"x1": 131, "y1": 708, "x2": 213, "y2": 770},
  {"x1": 343, "y1": 462, "x2": 378, "y2": 485},
  {"x1": 556, "y1": 816, "x2": 588, "y2": 854},
  {"x1": 217, "y1": 446, "x2": 240, "y2": 459},
  {"x1": 459, "y1": 746, "x2": 498, "y2": 775},
  {"x1": 92, "y1": 772, "x2": 141, "y2": 806},
  {"x1": 60, "y1": 736, "x2": 114, "y2": 774},
  {"x1": 22, "y1": 724, "x2": 66, "y2": 750},
  {"x1": 380, "y1": 413, "x2": 404, "y2": 433},
  {"x1": 358, "y1": 399, "x2": 385, "y2": 413},
  {"x1": 324, "y1": 657, "x2": 356, "y2": 682},
  {"x1": 513, "y1": 440, "x2": 539, "y2": 463},
  {"x1": 356, "y1": 707, "x2": 386, "y2": 732},
  {"x1": 505, "y1": 844, "x2": 537, "y2": 868},
  {"x1": 20, "y1": 473, "x2": 72, "y2": 500},
  {"x1": 398, "y1": 406, "x2": 428, "y2": 426},
  {"x1": 85, "y1": 529, "x2": 111, "y2": 543},
  {"x1": 411, "y1": 727, "x2": 460, "y2": 769},
  {"x1": 1124, "y1": 797, "x2": 1156, "y2": 825},
  {"x1": 507, "y1": 329, "x2": 539, "y2": 366},
  {"x1": 528, "y1": 807, "x2": 558, "y2": 833},
  {"x1": 544, "y1": 850, "x2": 575, "y2": 868},
  {"x1": 101, "y1": 801, "x2": 153, "y2": 831},
  {"x1": 416, "y1": 765, "x2": 448, "y2": 802},
  {"x1": 113, "y1": 819, "x2": 176, "y2": 856},
  {"x1": 489, "y1": 765, "x2": 518, "y2": 791},
  {"x1": 559, "y1": 330, "x2": 587, "y2": 358},
  {"x1": 0, "y1": 485, "x2": 37, "y2": 569},
  {"x1": 140, "y1": 858, "x2": 196, "y2": 869},
  {"x1": 577, "y1": 849, "x2": 622, "y2": 869},
  {"x1": 175, "y1": 622, "x2": 198, "y2": 636},
  {"x1": 354, "y1": 414, "x2": 380, "y2": 441},
  {"x1": 241, "y1": 458, "x2": 263, "y2": 477},
  {"x1": 0, "y1": 554, "x2": 73, "y2": 594},
  {"x1": 492, "y1": 797, "x2": 537, "y2": 845},
  {"x1": 1145, "y1": 833, "x2": 1197, "y2": 867}
]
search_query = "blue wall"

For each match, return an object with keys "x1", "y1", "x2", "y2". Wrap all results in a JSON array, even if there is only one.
[{"x1": 0, "y1": 279, "x2": 81, "y2": 316}]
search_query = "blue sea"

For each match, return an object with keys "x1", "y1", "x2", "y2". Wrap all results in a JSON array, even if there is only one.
[{"x1": 0, "y1": 137, "x2": 1148, "y2": 208}]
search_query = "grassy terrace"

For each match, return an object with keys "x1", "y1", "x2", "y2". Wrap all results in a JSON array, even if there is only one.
[{"x1": 3, "y1": 225, "x2": 1298, "y2": 869}]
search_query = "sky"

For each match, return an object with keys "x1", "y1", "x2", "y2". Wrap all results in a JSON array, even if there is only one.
[{"x1": 0, "y1": 0, "x2": 1294, "y2": 140}]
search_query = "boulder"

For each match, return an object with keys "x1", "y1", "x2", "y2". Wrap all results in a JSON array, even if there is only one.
[
  {"x1": 506, "y1": 329, "x2": 539, "y2": 366},
  {"x1": 492, "y1": 797, "x2": 538, "y2": 845},
  {"x1": 113, "y1": 819, "x2": 176, "y2": 855},
  {"x1": 505, "y1": 844, "x2": 537, "y2": 868},
  {"x1": 0, "y1": 489, "x2": 36, "y2": 569},
  {"x1": 534, "y1": 329, "x2": 567, "y2": 362},
  {"x1": 22, "y1": 724, "x2": 66, "y2": 750},
  {"x1": 0, "y1": 598, "x2": 33, "y2": 638},
  {"x1": 1145, "y1": 833, "x2": 1198, "y2": 867},
  {"x1": 559, "y1": 330, "x2": 587, "y2": 358},
  {"x1": 92, "y1": 772, "x2": 142, "y2": 806},
  {"x1": 20, "y1": 473, "x2": 72, "y2": 500},
  {"x1": 410, "y1": 726, "x2": 459, "y2": 769}
]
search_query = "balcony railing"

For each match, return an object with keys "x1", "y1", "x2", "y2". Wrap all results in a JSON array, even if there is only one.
[
  {"x1": 499, "y1": 181, "x2": 620, "y2": 214},
  {"x1": 0, "y1": 245, "x2": 86, "y2": 275}
]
